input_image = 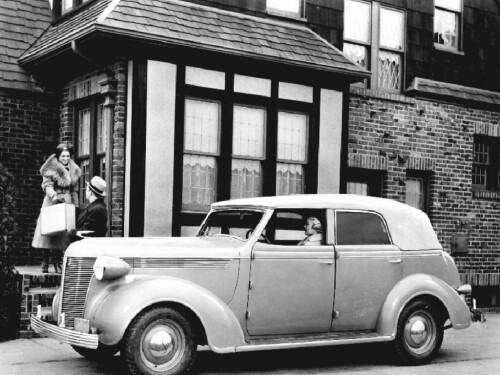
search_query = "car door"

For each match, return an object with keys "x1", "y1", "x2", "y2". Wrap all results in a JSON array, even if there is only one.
[
  {"x1": 246, "y1": 209, "x2": 336, "y2": 336},
  {"x1": 331, "y1": 210, "x2": 403, "y2": 331}
]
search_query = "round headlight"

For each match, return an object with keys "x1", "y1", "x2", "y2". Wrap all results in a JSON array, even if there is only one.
[{"x1": 94, "y1": 264, "x2": 105, "y2": 280}]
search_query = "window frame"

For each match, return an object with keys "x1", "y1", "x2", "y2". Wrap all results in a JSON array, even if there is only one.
[
  {"x1": 264, "y1": 208, "x2": 329, "y2": 246},
  {"x1": 433, "y1": 0, "x2": 463, "y2": 53},
  {"x1": 175, "y1": 68, "x2": 317, "y2": 234},
  {"x1": 266, "y1": 0, "x2": 305, "y2": 19},
  {"x1": 345, "y1": 167, "x2": 384, "y2": 197},
  {"x1": 343, "y1": 0, "x2": 406, "y2": 93},
  {"x1": 335, "y1": 209, "x2": 392, "y2": 246},
  {"x1": 405, "y1": 170, "x2": 431, "y2": 213},
  {"x1": 73, "y1": 97, "x2": 107, "y2": 207},
  {"x1": 53, "y1": 0, "x2": 92, "y2": 20},
  {"x1": 473, "y1": 135, "x2": 500, "y2": 191}
]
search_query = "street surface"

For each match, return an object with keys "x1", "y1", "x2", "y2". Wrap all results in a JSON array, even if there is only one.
[{"x1": 1, "y1": 314, "x2": 499, "y2": 375}]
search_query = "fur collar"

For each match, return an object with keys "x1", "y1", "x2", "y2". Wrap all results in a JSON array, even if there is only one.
[{"x1": 40, "y1": 154, "x2": 82, "y2": 187}]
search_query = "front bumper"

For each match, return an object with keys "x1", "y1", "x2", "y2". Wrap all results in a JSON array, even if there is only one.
[{"x1": 31, "y1": 315, "x2": 98, "y2": 349}]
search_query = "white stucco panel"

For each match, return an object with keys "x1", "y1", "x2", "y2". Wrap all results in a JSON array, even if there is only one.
[
  {"x1": 318, "y1": 89, "x2": 343, "y2": 194},
  {"x1": 144, "y1": 60, "x2": 177, "y2": 236}
]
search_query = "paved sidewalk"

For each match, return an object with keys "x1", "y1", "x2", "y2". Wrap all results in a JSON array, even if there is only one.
[{"x1": 0, "y1": 314, "x2": 499, "y2": 375}]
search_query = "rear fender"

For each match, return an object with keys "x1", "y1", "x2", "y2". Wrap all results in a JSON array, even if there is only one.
[
  {"x1": 377, "y1": 274, "x2": 471, "y2": 337},
  {"x1": 89, "y1": 276, "x2": 245, "y2": 352}
]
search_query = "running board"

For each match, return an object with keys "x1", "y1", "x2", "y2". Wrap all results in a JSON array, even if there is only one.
[{"x1": 235, "y1": 331, "x2": 393, "y2": 352}]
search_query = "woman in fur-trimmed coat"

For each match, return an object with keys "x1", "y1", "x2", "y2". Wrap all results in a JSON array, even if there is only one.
[{"x1": 32, "y1": 144, "x2": 81, "y2": 273}]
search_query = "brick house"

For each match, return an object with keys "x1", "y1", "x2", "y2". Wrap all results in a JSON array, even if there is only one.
[
  {"x1": 0, "y1": 0, "x2": 57, "y2": 264},
  {"x1": 2, "y1": 0, "x2": 500, "y2": 309}
]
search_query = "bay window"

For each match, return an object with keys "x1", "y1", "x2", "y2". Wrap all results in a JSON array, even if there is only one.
[{"x1": 178, "y1": 69, "x2": 315, "y2": 231}]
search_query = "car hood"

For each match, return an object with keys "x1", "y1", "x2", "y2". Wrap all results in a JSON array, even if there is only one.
[{"x1": 65, "y1": 236, "x2": 244, "y2": 258}]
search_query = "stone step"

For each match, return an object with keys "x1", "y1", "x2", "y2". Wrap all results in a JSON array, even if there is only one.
[
  {"x1": 16, "y1": 266, "x2": 62, "y2": 291},
  {"x1": 15, "y1": 266, "x2": 62, "y2": 338},
  {"x1": 20, "y1": 286, "x2": 59, "y2": 338}
]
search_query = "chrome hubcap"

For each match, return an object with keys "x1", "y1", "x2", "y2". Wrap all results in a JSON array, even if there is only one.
[
  {"x1": 404, "y1": 311, "x2": 436, "y2": 354},
  {"x1": 140, "y1": 321, "x2": 185, "y2": 371}
]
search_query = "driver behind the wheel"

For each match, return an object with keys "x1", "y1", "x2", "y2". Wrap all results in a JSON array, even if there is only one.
[{"x1": 298, "y1": 216, "x2": 324, "y2": 246}]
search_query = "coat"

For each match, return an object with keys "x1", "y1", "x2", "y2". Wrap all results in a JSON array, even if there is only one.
[
  {"x1": 297, "y1": 233, "x2": 324, "y2": 246},
  {"x1": 76, "y1": 199, "x2": 108, "y2": 237},
  {"x1": 31, "y1": 154, "x2": 82, "y2": 250}
]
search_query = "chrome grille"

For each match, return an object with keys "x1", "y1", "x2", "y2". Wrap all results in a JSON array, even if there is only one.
[{"x1": 61, "y1": 257, "x2": 96, "y2": 328}]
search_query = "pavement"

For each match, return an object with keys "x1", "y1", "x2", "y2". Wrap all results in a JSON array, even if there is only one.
[{"x1": 0, "y1": 313, "x2": 499, "y2": 375}]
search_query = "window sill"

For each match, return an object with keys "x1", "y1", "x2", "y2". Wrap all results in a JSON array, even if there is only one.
[
  {"x1": 472, "y1": 189, "x2": 500, "y2": 200},
  {"x1": 433, "y1": 43, "x2": 465, "y2": 56},
  {"x1": 266, "y1": 9, "x2": 307, "y2": 23},
  {"x1": 350, "y1": 86, "x2": 416, "y2": 105}
]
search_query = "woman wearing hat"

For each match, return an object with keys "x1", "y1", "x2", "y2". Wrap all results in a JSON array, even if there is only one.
[
  {"x1": 32, "y1": 143, "x2": 81, "y2": 273},
  {"x1": 72, "y1": 176, "x2": 108, "y2": 238}
]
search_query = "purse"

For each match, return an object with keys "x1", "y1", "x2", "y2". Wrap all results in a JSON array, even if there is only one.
[{"x1": 41, "y1": 203, "x2": 76, "y2": 236}]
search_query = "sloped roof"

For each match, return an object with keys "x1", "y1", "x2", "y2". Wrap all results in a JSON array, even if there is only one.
[
  {"x1": 0, "y1": 0, "x2": 52, "y2": 91},
  {"x1": 406, "y1": 77, "x2": 500, "y2": 107},
  {"x1": 20, "y1": 0, "x2": 369, "y2": 78}
]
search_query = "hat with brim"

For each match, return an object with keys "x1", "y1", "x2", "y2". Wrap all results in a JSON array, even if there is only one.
[{"x1": 86, "y1": 176, "x2": 107, "y2": 197}]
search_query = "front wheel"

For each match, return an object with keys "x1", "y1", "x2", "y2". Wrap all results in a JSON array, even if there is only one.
[
  {"x1": 393, "y1": 300, "x2": 444, "y2": 365},
  {"x1": 122, "y1": 307, "x2": 197, "y2": 375}
]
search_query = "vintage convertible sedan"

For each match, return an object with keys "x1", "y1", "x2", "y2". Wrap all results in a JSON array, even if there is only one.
[{"x1": 32, "y1": 194, "x2": 478, "y2": 375}]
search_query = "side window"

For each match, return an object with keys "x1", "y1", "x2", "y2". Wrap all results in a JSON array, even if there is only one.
[
  {"x1": 264, "y1": 209, "x2": 327, "y2": 246},
  {"x1": 336, "y1": 211, "x2": 390, "y2": 245}
]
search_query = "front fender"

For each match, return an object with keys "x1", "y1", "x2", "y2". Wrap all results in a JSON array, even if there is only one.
[
  {"x1": 376, "y1": 274, "x2": 471, "y2": 337},
  {"x1": 89, "y1": 276, "x2": 245, "y2": 352}
]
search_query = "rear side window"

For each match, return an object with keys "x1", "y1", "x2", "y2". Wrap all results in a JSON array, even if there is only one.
[{"x1": 336, "y1": 211, "x2": 390, "y2": 245}]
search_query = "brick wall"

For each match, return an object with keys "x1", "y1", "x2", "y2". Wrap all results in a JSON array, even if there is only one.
[
  {"x1": 0, "y1": 92, "x2": 59, "y2": 265},
  {"x1": 59, "y1": 61, "x2": 128, "y2": 238},
  {"x1": 348, "y1": 87, "x2": 500, "y2": 285}
]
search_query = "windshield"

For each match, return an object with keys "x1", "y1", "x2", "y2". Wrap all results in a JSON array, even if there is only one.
[{"x1": 198, "y1": 209, "x2": 265, "y2": 241}]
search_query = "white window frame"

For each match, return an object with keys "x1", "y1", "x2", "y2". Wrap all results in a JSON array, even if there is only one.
[
  {"x1": 434, "y1": 0, "x2": 463, "y2": 53},
  {"x1": 266, "y1": 0, "x2": 305, "y2": 19},
  {"x1": 343, "y1": 0, "x2": 406, "y2": 93}
]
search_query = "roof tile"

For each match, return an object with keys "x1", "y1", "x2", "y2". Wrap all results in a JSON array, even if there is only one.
[
  {"x1": 0, "y1": 0, "x2": 52, "y2": 90},
  {"x1": 21, "y1": 0, "x2": 367, "y2": 77}
]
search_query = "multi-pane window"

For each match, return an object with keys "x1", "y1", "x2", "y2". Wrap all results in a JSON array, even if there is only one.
[
  {"x1": 266, "y1": 0, "x2": 303, "y2": 18},
  {"x1": 347, "y1": 181, "x2": 369, "y2": 196},
  {"x1": 75, "y1": 100, "x2": 107, "y2": 206},
  {"x1": 405, "y1": 171, "x2": 430, "y2": 213},
  {"x1": 57, "y1": 0, "x2": 90, "y2": 15},
  {"x1": 182, "y1": 99, "x2": 220, "y2": 212},
  {"x1": 405, "y1": 177, "x2": 424, "y2": 210},
  {"x1": 343, "y1": 0, "x2": 371, "y2": 78},
  {"x1": 179, "y1": 70, "x2": 315, "y2": 236},
  {"x1": 344, "y1": 0, "x2": 405, "y2": 92},
  {"x1": 276, "y1": 112, "x2": 308, "y2": 195},
  {"x1": 231, "y1": 106, "x2": 266, "y2": 199},
  {"x1": 473, "y1": 136, "x2": 500, "y2": 190},
  {"x1": 346, "y1": 168, "x2": 383, "y2": 197},
  {"x1": 434, "y1": 0, "x2": 462, "y2": 51}
]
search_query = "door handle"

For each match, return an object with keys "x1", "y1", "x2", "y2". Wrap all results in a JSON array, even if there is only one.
[
  {"x1": 320, "y1": 260, "x2": 334, "y2": 265},
  {"x1": 389, "y1": 258, "x2": 402, "y2": 264}
]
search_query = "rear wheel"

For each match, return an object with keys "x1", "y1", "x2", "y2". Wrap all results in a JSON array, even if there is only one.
[
  {"x1": 393, "y1": 300, "x2": 444, "y2": 365},
  {"x1": 122, "y1": 307, "x2": 197, "y2": 375}
]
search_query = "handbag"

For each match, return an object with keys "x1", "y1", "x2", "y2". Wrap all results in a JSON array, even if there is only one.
[{"x1": 41, "y1": 203, "x2": 76, "y2": 236}]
